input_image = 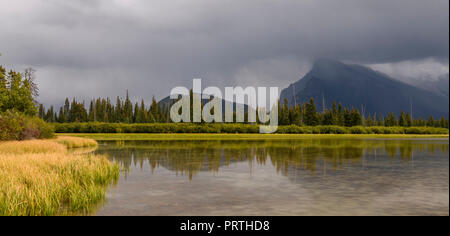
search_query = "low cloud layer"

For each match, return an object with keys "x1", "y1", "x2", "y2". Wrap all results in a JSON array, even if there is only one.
[
  {"x1": 0, "y1": 0, "x2": 448, "y2": 106},
  {"x1": 368, "y1": 58, "x2": 449, "y2": 83}
]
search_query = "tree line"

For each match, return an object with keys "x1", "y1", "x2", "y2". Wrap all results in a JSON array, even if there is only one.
[
  {"x1": 38, "y1": 92, "x2": 449, "y2": 128},
  {"x1": 278, "y1": 98, "x2": 449, "y2": 128},
  {"x1": 38, "y1": 90, "x2": 170, "y2": 124}
]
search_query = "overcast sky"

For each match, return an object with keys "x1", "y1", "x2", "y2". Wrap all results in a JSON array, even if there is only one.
[{"x1": 0, "y1": 0, "x2": 448, "y2": 106}]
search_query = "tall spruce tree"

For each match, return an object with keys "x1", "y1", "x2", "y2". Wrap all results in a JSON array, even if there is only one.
[
  {"x1": 123, "y1": 90, "x2": 133, "y2": 123},
  {"x1": 385, "y1": 113, "x2": 397, "y2": 127},
  {"x1": 350, "y1": 108, "x2": 362, "y2": 126},
  {"x1": 304, "y1": 98, "x2": 319, "y2": 126},
  {"x1": 279, "y1": 98, "x2": 290, "y2": 125},
  {"x1": 398, "y1": 111, "x2": 407, "y2": 127},
  {"x1": 343, "y1": 108, "x2": 352, "y2": 127},
  {"x1": 427, "y1": 115, "x2": 435, "y2": 127}
]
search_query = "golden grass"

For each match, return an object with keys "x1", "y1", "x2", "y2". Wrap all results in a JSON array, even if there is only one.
[
  {"x1": 0, "y1": 137, "x2": 119, "y2": 216},
  {"x1": 55, "y1": 136, "x2": 98, "y2": 149},
  {"x1": 0, "y1": 140, "x2": 67, "y2": 155},
  {"x1": 69, "y1": 147, "x2": 99, "y2": 155}
]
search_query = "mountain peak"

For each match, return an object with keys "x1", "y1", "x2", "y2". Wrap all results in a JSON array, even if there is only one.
[
  {"x1": 280, "y1": 60, "x2": 449, "y2": 118},
  {"x1": 313, "y1": 58, "x2": 344, "y2": 67},
  {"x1": 310, "y1": 59, "x2": 357, "y2": 77}
]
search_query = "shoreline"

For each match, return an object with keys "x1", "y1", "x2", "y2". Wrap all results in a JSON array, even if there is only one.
[{"x1": 57, "y1": 133, "x2": 450, "y2": 141}]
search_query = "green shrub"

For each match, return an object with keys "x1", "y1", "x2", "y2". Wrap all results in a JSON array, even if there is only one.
[
  {"x1": 278, "y1": 125, "x2": 301, "y2": 134},
  {"x1": 34, "y1": 118, "x2": 55, "y2": 139},
  {"x1": 299, "y1": 126, "x2": 313, "y2": 134},
  {"x1": 404, "y1": 127, "x2": 449, "y2": 135},
  {"x1": 366, "y1": 126, "x2": 386, "y2": 134},
  {"x1": 349, "y1": 126, "x2": 367, "y2": 134},
  {"x1": 52, "y1": 122, "x2": 449, "y2": 135},
  {"x1": 0, "y1": 111, "x2": 24, "y2": 140},
  {"x1": 0, "y1": 111, "x2": 55, "y2": 141},
  {"x1": 316, "y1": 125, "x2": 349, "y2": 134}
]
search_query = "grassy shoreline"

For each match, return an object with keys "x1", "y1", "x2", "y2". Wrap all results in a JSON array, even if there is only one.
[
  {"x1": 0, "y1": 137, "x2": 119, "y2": 216},
  {"x1": 58, "y1": 133, "x2": 449, "y2": 141}
]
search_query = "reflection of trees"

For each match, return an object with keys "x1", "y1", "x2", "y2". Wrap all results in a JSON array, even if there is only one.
[
  {"x1": 266, "y1": 140, "x2": 370, "y2": 175},
  {"x1": 96, "y1": 139, "x2": 449, "y2": 180}
]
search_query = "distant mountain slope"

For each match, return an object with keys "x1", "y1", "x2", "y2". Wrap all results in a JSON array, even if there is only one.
[
  {"x1": 406, "y1": 74, "x2": 449, "y2": 98},
  {"x1": 280, "y1": 59, "x2": 449, "y2": 118},
  {"x1": 158, "y1": 94, "x2": 249, "y2": 114}
]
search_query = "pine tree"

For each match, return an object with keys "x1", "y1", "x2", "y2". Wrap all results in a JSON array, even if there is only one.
[
  {"x1": 122, "y1": 90, "x2": 133, "y2": 123},
  {"x1": 292, "y1": 105, "x2": 303, "y2": 126},
  {"x1": 444, "y1": 117, "x2": 449, "y2": 129},
  {"x1": 88, "y1": 100, "x2": 95, "y2": 122},
  {"x1": 398, "y1": 111, "x2": 407, "y2": 127},
  {"x1": 133, "y1": 102, "x2": 139, "y2": 123},
  {"x1": 136, "y1": 99, "x2": 147, "y2": 123},
  {"x1": 38, "y1": 104, "x2": 45, "y2": 119},
  {"x1": 69, "y1": 98, "x2": 88, "y2": 122},
  {"x1": 377, "y1": 115, "x2": 384, "y2": 126},
  {"x1": 365, "y1": 114, "x2": 373, "y2": 126},
  {"x1": 279, "y1": 98, "x2": 290, "y2": 125},
  {"x1": 64, "y1": 98, "x2": 70, "y2": 122},
  {"x1": 385, "y1": 112, "x2": 397, "y2": 127},
  {"x1": 414, "y1": 117, "x2": 426, "y2": 127},
  {"x1": 337, "y1": 103, "x2": 344, "y2": 126},
  {"x1": 45, "y1": 106, "x2": 54, "y2": 122},
  {"x1": 331, "y1": 101, "x2": 339, "y2": 125},
  {"x1": 350, "y1": 107, "x2": 362, "y2": 126},
  {"x1": 105, "y1": 98, "x2": 113, "y2": 123},
  {"x1": 115, "y1": 96, "x2": 122, "y2": 123},
  {"x1": 406, "y1": 113, "x2": 412, "y2": 127},
  {"x1": 427, "y1": 115, "x2": 435, "y2": 127},
  {"x1": 321, "y1": 109, "x2": 333, "y2": 125},
  {"x1": 343, "y1": 108, "x2": 352, "y2": 127},
  {"x1": 304, "y1": 98, "x2": 319, "y2": 126},
  {"x1": 149, "y1": 97, "x2": 159, "y2": 123},
  {"x1": 58, "y1": 107, "x2": 65, "y2": 123}
]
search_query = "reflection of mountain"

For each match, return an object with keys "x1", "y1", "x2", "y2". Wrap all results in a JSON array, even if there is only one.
[{"x1": 97, "y1": 139, "x2": 449, "y2": 180}]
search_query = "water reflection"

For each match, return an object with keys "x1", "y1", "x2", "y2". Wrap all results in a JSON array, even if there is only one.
[
  {"x1": 95, "y1": 138, "x2": 449, "y2": 216},
  {"x1": 96, "y1": 139, "x2": 449, "y2": 180}
]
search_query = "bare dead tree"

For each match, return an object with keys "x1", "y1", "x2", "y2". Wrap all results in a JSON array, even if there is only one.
[
  {"x1": 322, "y1": 93, "x2": 326, "y2": 113},
  {"x1": 24, "y1": 67, "x2": 39, "y2": 98},
  {"x1": 292, "y1": 84, "x2": 297, "y2": 107}
]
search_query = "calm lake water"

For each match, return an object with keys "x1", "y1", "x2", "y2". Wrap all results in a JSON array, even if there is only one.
[{"x1": 94, "y1": 138, "x2": 449, "y2": 216}]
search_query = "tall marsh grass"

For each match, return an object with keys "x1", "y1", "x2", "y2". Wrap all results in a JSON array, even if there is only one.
[
  {"x1": 0, "y1": 140, "x2": 67, "y2": 154},
  {"x1": 0, "y1": 137, "x2": 119, "y2": 216},
  {"x1": 55, "y1": 136, "x2": 98, "y2": 149}
]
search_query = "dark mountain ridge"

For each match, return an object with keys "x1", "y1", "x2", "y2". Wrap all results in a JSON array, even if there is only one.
[
  {"x1": 158, "y1": 93, "x2": 249, "y2": 114},
  {"x1": 280, "y1": 59, "x2": 449, "y2": 118}
]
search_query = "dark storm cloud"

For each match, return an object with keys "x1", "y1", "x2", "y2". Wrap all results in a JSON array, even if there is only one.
[{"x1": 0, "y1": 0, "x2": 448, "y2": 106}]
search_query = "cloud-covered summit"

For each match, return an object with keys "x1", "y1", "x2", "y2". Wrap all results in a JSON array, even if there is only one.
[{"x1": 0, "y1": 0, "x2": 448, "y2": 106}]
